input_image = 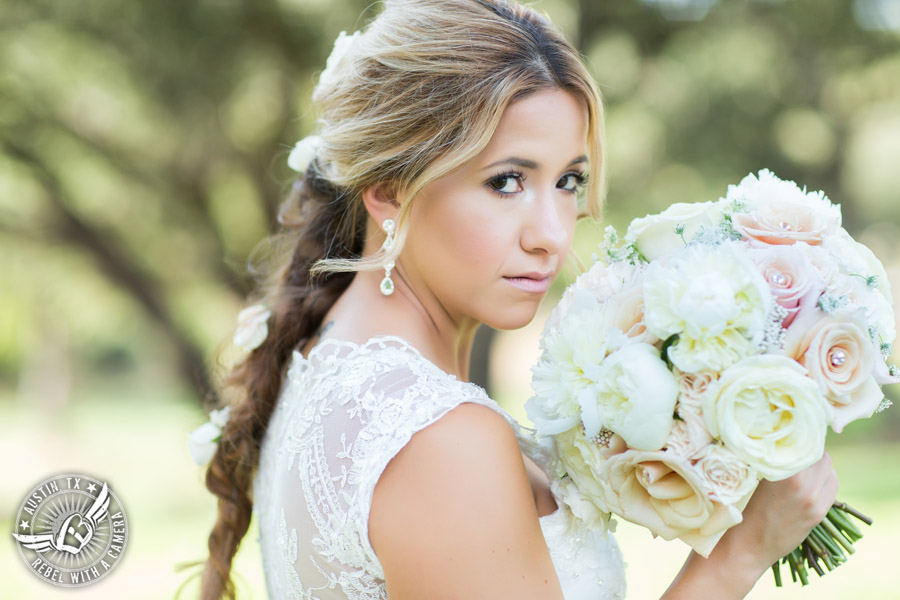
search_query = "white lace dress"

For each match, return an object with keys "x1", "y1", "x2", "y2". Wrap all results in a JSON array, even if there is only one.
[{"x1": 254, "y1": 337, "x2": 626, "y2": 600}]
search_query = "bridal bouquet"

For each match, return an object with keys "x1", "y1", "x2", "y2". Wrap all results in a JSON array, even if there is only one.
[{"x1": 526, "y1": 170, "x2": 897, "y2": 585}]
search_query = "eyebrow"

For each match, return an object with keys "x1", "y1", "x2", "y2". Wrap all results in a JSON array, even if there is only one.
[{"x1": 482, "y1": 154, "x2": 588, "y2": 171}]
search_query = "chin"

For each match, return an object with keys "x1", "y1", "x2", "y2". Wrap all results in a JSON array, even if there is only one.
[{"x1": 482, "y1": 304, "x2": 541, "y2": 331}]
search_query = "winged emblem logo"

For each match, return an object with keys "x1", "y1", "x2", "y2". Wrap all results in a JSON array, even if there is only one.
[{"x1": 13, "y1": 482, "x2": 110, "y2": 555}]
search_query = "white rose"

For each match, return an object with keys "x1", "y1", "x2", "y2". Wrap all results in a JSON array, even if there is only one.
[
  {"x1": 824, "y1": 230, "x2": 896, "y2": 345},
  {"x1": 626, "y1": 201, "x2": 724, "y2": 261},
  {"x1": 703, "y1": 355, "x2": 828, "y2": 481},
  {"x1": 599, "y1": 449, "x2": 748, "y2": 557},
  {"x1": 727, "y1": 169, "x2": 841, "y2": 247},
  {"x1": 552, "y1": 427, "x2": 624, "y2": 532},
  {"x1": 527, "y1": 290, "x2": 626, "y2": 435},
  {"x1": 643, "y1": 243, "x2": 772, "y2": 372},
  {"x1": 796, "y1": 242, "x2": 840, "y2": 287},
  {"x1": 233, "y1": 305, "x2": 272, "y2": 352},
  {"x1": 693, "y1": 443, "x2": 759, "y2": 505},
  {"x1": 582, "y1": 342, "x2": 679, "y2": 450}
]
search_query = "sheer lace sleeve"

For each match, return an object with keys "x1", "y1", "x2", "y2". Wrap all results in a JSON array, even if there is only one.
[{"x1": 253, "y1": 337, "x2": 516, "y2": 600}]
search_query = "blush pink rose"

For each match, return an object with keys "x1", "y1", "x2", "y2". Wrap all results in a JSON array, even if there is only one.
[
  {"x1": 732, "y1": 202, "x2": 838, "y2": 247},
  {"x1": 726, "y1": 170, "x2": 841, "y2": 247},
  {"x1": 783, "y1": 308, "x2": 883, "y2": 432},
  {"x1": 748, "y1": 245, "x2": 825, "y2": 327}
]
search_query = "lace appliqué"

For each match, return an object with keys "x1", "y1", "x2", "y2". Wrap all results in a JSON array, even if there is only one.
[{"x1": 254, "y1": 336, "x2": 626, "y2": 600}]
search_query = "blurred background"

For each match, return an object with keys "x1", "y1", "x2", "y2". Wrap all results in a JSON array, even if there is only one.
[{"x1": 2, "y1": 0, "x2": 899, "y2": 597}]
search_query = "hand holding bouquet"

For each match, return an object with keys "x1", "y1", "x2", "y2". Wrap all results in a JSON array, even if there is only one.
[{"x1": 526, "y1": 170, "x2": 897, "y2": 585}]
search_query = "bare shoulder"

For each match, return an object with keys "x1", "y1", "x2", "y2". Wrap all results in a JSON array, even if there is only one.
[{"x1": 369, "y1": 402, "x2": 563, "y2": 600}]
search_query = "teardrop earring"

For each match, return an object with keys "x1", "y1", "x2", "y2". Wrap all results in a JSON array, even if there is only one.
[{"x1": 380, "y1": 218, "x2": 396, "y2": 296}]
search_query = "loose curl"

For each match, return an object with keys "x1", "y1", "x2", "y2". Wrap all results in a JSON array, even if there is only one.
[{"x1": 200, "y1": 0, "x2": 606, "y2": 598}]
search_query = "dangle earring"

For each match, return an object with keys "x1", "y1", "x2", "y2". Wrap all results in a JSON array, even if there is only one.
[{"x1": 380, "y1": 218, "x2": 396, "y2": 296}]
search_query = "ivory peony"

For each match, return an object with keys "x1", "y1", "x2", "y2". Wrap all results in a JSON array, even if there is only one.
[
  {"x1": 584, "y1": 342, "x2": 679, "y2": 450},
  {"x1": 528, "y1": 290, "x2": 625, "y2": 435},
  {"x1": 643, "y1": 243, "x2": 772, "y2": 372}
]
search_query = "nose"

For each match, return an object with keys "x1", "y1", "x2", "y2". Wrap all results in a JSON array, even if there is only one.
[{"x1": 521, "y1": 189, "x2": 573, "y2": 256}]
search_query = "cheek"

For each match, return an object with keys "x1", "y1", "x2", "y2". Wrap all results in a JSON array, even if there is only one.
[
  {"x1": 424, "y1": 202, "x2": 514, "y2": 275},
  {"x1": 449, "y1": 219, "x2": 507, "y2": 267}
]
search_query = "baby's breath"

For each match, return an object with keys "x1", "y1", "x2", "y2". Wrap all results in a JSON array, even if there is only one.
[{"x1": 816, "y1": 293, "x2": 850, "y2": 314}]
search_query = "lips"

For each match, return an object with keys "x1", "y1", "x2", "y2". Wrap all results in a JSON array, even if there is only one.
[{"x1": 503, "y1": 272, "x2": 553, "y2": 294}]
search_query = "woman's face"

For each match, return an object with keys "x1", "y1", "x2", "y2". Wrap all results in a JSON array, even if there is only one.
[{"x1": 402, "y1": 89, "x2": 589, "y2": 331}]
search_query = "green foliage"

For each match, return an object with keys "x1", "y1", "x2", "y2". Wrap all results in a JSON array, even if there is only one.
[{"x1": 1, "y1": 0, "x2": 898, "y2": 406}]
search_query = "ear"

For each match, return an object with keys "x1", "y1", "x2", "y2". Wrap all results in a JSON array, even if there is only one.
[{"x1": 361, "y1": 182, "x2": 401, "y2": 226}]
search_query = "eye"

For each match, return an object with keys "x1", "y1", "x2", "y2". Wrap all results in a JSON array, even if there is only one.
[
  {"x1": 558, "y1": 172, "x2": 587, "y2": 193},
  {"x1": 487, "y1": 171, "x2": 525, "y2": 196}
]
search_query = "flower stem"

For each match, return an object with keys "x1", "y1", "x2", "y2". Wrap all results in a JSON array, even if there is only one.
[{"x1": 771, "y1": 500, "x2": 872, "y2": 587}]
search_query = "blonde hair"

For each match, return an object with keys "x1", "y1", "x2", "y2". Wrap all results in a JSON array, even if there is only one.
[
  {"x1": 201, "y1": 1, "x2": 605, "y2": 598},
  {"x1": 308, "y1": 0, "x2": 606, "y2": 275}
]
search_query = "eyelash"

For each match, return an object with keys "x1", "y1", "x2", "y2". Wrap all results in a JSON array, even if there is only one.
[{"x1": 485, "y1": 170, "x2": 589, "y2": 198}]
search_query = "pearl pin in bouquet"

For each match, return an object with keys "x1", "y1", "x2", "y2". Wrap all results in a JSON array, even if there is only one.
[{"x1": 527, "y1": 170, "x2": 896, "y2": 586}]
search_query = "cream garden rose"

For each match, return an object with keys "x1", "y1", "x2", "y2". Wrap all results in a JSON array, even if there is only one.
[
  {"x1": 703, "y1": 355, "x2": 828, "y2": 480},
  {"x1": 626, "y1": 201, "x2": 724, "y2": 261},
  {"x1": 643, "y1": 243, "x2": 772, "y2": 372},
  {"x1": 783, "y1": 308, "x2": 883, "y2": 433},
  {"x1": 598, "y1": 449, "x2": 747, "y2": 557},
  {"x1": 726, "y1": 170, "x2": 841, "y2": 247}
]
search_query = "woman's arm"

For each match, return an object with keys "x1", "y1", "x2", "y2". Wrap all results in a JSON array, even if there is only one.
[
  {"x1": 370, "y1": 403, "x2": 565, "y2": 599},
  {"x1": 370, "y1": 401, "x2": 838, "y2": 599},
  {"x1": 662, "y1": 453, "x2": 839, "y2": 599}
]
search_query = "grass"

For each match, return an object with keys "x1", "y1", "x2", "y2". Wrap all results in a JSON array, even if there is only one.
[{"x1": 2, "y1": 388, "x2": 899, "y2": 599}]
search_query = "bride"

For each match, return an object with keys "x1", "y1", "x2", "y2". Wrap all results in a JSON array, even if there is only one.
[{"x1": 199, "y1": 0, "x2": 838, "y2": 598}]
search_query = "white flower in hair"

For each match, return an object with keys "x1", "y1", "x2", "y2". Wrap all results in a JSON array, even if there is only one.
[
  {"x1": 287, "y1": 135, "x2": 322, "y2": 173},
  {"x1": 187, "y1": 406, "x2": 231, "y2": 466},
  {"x1": 316, "y1": 30, "x2": 360, "y2": 93},
  {"x1": 233, "y1": 304, "x2": 272, "y2": 352}
]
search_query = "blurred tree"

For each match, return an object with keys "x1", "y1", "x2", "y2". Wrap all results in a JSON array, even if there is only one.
[
  {"x1": 1, "y1": 0, "x2": 897, "y2": 419},
  {"x1": 0, "y1": 0, "x2": 374, "y2": 399}
]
